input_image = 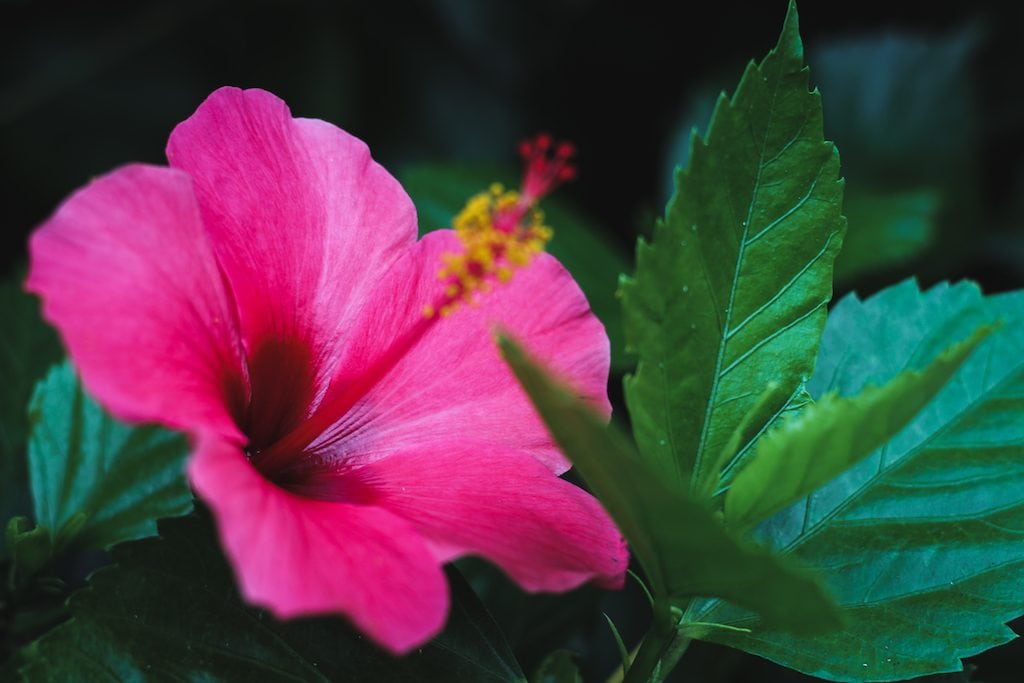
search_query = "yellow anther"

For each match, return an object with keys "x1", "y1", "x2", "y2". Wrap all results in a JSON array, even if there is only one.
[
  {"x1": 495, "y1": 192, "x2": 520, "y2": 213},
  {"x1": 426, "y1": 175, "x2": 555, "y2": 319}
]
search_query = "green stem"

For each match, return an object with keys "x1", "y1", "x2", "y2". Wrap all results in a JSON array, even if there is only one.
[
  {"x1": 622, "y1": 601, "x2": 693, "y2": 683},
  {"x1": 622, "y1": 616, "x2": 671, "y2": 683},
  {"x1": 656, "y1": 631, "x2": 692, "y2": 680}
]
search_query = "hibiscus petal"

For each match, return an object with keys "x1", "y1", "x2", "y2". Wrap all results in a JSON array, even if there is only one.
[
  {"x1": 189, "y1": 436, "x2": 449, "y2": 654},
  {"x1": 27, "y1": 164, "x2": 245, "y2": 439},
  {"x1": 166, "y1": 87, "x2": 417, "y2": 448},
  {"x1": 308, "y1": 229, "x2": 611, "y2": 474},
  {"x1": 356, "y1": 440, "x2": 628, "y2": 592}
]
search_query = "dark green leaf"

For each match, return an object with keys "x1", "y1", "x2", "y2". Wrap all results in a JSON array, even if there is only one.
[
  {"x1": 499, "y1": 335, "x2": 842, "y2": 634},
  {"x1": 27, "y1": 359, "x2": 191, "y2": 554},
  {"x1": 603, "y1": 613, "x2": 630, "y2": 675},
  {"x1": 399, "y1": 163, "x2": 632, "y2": 372},
  {"x1": 690, "y1": 279, "x2": 1024, "y2": 681},
  {"x1": 4, "y1": 517, "x2": 51, "y2": 592},
  {"x1": 708, "y1": 381, "x2": 788, "y2": 496},
  {"x1": 19, "y1": 514, "x2": 526, "y2": 682},
  {"x1": 0, "y1": 275, "x2": 61, "y2": 555},
  {"x1": 531, "y1": 650, "x2": 582, "y2": 683},
  {"x1": 2, "y1": 517, "x2": 68, "y2": 667},
  {"x1": 723, "y1": 322, "x2": 992, "y2": 531},
  {"x1": 620, "y1": 0, "x2": 845, "y2": 494},
  {"x1": 834, "y1": 185, "x2": 939, "y2": 282},
  {"x1": 457, "y1": 557, "x2": 604, "y2": 676}
]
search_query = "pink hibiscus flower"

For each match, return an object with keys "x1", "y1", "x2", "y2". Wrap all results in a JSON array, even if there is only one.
[{"x1": 26, "y1": 87, "x2": 627, "y2": 653}]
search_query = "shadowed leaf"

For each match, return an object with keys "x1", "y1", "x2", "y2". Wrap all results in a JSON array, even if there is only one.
[{"x1": 20, "y1": 514, "x2": 526, "y2": 682}]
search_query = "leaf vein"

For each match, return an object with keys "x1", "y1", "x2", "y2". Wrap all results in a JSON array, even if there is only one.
[
  {"x1": 720, "y1": 300, "x2": 827, "y2": 379},
  {"x1": 726, "y1": 230, "x2": 836, "y2": 340}
]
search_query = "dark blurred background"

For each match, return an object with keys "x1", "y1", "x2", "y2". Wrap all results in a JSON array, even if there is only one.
[
  {"x1": 3, "y1": 1, "x2": 1023, "y2": 681},
  {"x1": 3, "y1": 0, "x2": 1023, "y2": 287}
]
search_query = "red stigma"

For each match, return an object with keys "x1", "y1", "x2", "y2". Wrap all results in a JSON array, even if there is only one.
[{"x1": 519, "y1": 133, "x2": 577, "y2": 203}]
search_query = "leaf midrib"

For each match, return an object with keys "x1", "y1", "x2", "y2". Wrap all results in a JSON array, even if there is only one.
[
  {"x1": 692, "y1": 52, "x2": 785, "y2": 490},
  {"x1": 718, "y1": 383, "x2": 807, "y2": 487}
]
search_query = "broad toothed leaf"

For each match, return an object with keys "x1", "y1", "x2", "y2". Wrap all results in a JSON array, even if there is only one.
[
  {"x1": 690, "y1": 279, "x2": 1024, "y2": 681},
  {"x1": 27, "y1": 360, "x2": 192, "y2": 554},
  {"x1": 620, "y1": 0, "x2": 845, "y2": 494}
]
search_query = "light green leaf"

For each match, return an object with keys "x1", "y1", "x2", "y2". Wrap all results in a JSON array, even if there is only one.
[
  {"x1": 498, "y1": 335, "x2": 842, "y2": 634},
  {"x1": 20, "y1": 515, "x2": 526, "y2": 682},
  {"x1": 620, "y1": 0, "x2": 845, "y2": 494},
  {"x1": 0, "y1": 275, "x2": 61, "y2": 555},
  {"x1": 690, "y1": 279, "x2": 1024, "y2": 681},
  {"x1": 399, "y1": 163, "x2": 632, "y2": 372},
  {"x1": 723, "y1": 322, "x2": 993, "y2": 531},
  {"x1": 27, "y1": 359, "x2": 192, "y2": 554},
  {"x1": 834, "y1": 185, "x2": 939, "y2": 282}
]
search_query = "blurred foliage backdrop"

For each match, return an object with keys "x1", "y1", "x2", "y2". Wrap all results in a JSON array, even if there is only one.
[{"x1": 3, "y1": 1, "x2": 1024, "y2": 681}]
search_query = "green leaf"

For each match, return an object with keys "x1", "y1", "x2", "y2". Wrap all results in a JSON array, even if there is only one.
[
  {"x1": 498, "y1": 335, "x2": 842, "y2": 634},
  {"x1": 707, "y1": 381, "x2": 787, "y2": 496},
  {"x1": 27, "y1": 359, "x2": 191, "y2": 554},
  {"x1": 399, "y1": 163, "x2": 632, "y2": 373},
  {"x1": 4, "y1": 517, "x2": 52, "y2": 592},
  {"x1": 19, "y1": 514, "x2": 526, "y2": 682},
  {"x1": 723, "y1": 322, "x2": 993, "y2": 531},
  {"x1": 689, "y1": 279, "x2": 1024, "y2": 681},
  {"x1": 834, "y1": 185, "x2": 939, "y2": 282},
  {"x1": 603, "y1": 613, "x2": 631, "y2": 675},
  {"x1": 619, "y1": 0, "x2": 845, "y2": 494},
  {"x1": 2, "y1": 517, "x2": 69, "y2": 663},
  {"x1": 456, "y1": 558, "x2": 604, "y2": 676},
  {"x1": 531, "y1": 650, "x2": 582, "y2": 683},
  {"x1": 0, "y1": 275, "x2": 61, "y2": 555}
]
